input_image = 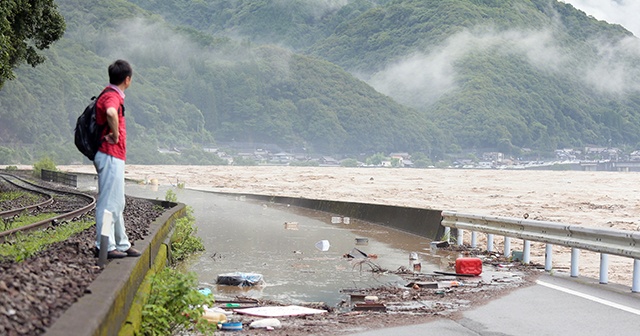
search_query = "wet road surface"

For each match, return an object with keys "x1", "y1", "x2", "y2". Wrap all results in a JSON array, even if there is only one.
[{"x1": 125, "y1": 184, "x2": 458, "y2": 306}]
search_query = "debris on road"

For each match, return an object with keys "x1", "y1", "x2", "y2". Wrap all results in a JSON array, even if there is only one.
[
  {"x1": 216, "y1": 272, "x2": 265, "y2": 287},
  {"x1": 234, "y1": 305, "x2": 328, "y2": 317}
]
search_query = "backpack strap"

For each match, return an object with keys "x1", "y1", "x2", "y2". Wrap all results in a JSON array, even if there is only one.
[
  {"x1": 96, "y1": 87, "x2": 125, "y2": 120},
  {"x1": 94, "y1": 88, "x2": 125, "y2": 141}
]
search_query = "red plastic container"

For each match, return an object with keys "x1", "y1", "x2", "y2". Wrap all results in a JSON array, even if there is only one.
[{"x1": 455, "y1": 257, "x2": 482, "y2": 275}]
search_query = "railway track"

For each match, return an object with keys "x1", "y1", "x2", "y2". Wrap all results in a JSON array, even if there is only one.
[
  {"x1": 0, "y1": 172, "x2": 95, "y2": 242},
  {"x1": 0, "y1": 174, "x2": 164, "y2": 336}
]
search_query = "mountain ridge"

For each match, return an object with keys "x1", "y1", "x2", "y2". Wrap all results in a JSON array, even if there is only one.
[{"x1": 0, "y1": 0, "x2": 639, "y2": 164}]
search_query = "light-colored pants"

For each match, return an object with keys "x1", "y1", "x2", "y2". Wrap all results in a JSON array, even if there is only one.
[{"x1": 93, "y1": 151, "x2": 130, "y2": 252}]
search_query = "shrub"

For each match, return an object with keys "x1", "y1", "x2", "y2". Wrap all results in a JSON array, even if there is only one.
[
  {"x1": 165, "y1": 189, "x2": 178, "y2": 202},
  {"x1": 141, "y1": 267, "x2": 216, "y2": 336},
  {"x1": 170, "y1": 207, "x2": 205, "y2": 262},
  {"x1": 32, "y1": 157, "x2": 56, "y2": 178}
]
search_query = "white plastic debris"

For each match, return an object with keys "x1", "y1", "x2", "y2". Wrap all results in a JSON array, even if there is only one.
[
  {"x1": 315, "y1": 240, "x2": 330, "y2": 252},
  {"x1": 250, "y1": 318, "x2": 282, "y2": 329}
]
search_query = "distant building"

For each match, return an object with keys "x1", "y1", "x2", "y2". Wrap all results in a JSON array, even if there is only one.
[
  {"x1": 319, "y1": 156, "x2": 340, "y2": 166},
  {"x1": 389, "y1": 155, "x2": 404, "y2": 167},
  {"x1": 272, "y1": 152, "x2": 292, "y2": 164},
  {"x1": 555, "y1": 148, "x2": 578, "y2": 161},
  {"x1": 389, "y1": 152, "x2": 411, "y2": 159},
  {"x1": 584, "y1": 146, "x2": 607, "y2": 154},
  {"x1": 157, "y1": 148, "x2": 180, "y2": 155},
  {"x1": 482, "y1": 152, "x2": 503, "y2": 163}
]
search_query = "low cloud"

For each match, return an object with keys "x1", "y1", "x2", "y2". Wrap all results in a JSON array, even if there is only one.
[
  {"x1": 365, "y1": 28, "x2": 566, "y2": 109},
  {"x1": 104, "y1": 18, "x2": 257, "y2": 73},
  {"x1": 584, "y1": 36, "x2": 640, "y2": 94},
  {"x1": 366, "y1": 20, "x2": 640, "y2": 109},
  {"x1": 105, "y1": 18, "x2": 205, "y2": 72}
]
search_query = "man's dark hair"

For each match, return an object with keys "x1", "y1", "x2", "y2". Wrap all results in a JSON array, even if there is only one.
[{"x1": 108, "y1": 59, "x2": 132, "y2": 85}]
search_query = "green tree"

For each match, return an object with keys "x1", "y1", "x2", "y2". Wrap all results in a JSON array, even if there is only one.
[
  {"x1": 410, "y1": 152, "x2": 432, "y2": 168},
  {"x1": 365, "y1": 152, "x2": 387, "y2": 166},
  {"x1": 340, "y1": 158, "x2": 359, "y2": 167},
  {"x1": 0, "y1": 0, "x2": 66, "y2": 88}
]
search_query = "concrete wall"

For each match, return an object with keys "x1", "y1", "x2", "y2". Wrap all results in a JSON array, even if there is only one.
[{"x1": 207, "y1": 192, "x2": 448, "y2": 241}]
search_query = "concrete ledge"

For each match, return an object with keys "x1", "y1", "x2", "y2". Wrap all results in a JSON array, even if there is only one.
[
  {"x1": 119, "y1": 243, "x2": 171, "y2": 335},
  {"x1": 192, "y1": 190, "x2": 449, "y2": 240},
  {"x1": 45, "y1": 200, "x2": 186, "y2": 336}
]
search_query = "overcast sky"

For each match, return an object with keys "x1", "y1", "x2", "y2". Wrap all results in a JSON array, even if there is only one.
[{"x1": 562, "y1": 0, "x2": 640, "y2": 37}]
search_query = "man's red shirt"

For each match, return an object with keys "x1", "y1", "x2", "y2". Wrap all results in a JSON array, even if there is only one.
[{"x1": 95, "y1": 86, "x2": 126, "y2": 161}]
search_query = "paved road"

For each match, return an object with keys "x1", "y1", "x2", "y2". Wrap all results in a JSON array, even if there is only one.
[{"x1": 349, "y1": 273, "x2": 640, "y2": 335}]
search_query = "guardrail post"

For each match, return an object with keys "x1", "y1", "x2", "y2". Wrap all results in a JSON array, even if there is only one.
[
  {"x1": 444, "y1": 227, "x2": 450, "y2": 244},
  {"x1": 545, "y1": 244, "x2": 553, "y2": 271},
  {"x1": 523, "y1": 240, "x2": 531, "y2": 264},
  {"x1": 457, "y1": 229, "x2": 464, "y2": 246},
  {"x1": 440, "y1": 210, "x2": 640, "y2": 290},
  {"x1": 571, "y1": 248, "x2": 579, "y2": 277},
  {"x1": 487, "y1": 234, "x2": 494, "y2": 252},
  {"x1": 599, "y1": 253, "x2": 609, "y2": 284},
  {"x1": 471, "y1": 231, "x2": 477, "y2": 248},
  {"x1": 633, "y1": 259, "x2": 640, "y2": 293},
  {"x1": 504, "y1": 236, "x2": 511, "y2": 257}
]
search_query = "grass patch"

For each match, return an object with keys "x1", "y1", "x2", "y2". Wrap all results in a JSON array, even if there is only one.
[
  {"x1": 0, "y1": 191, "x2": 42, "y2": 203},
  {"x1": 1, "y1": 212, "x2": 57, "y2": 231},
  {"x1": 0, "y1": 218, "x2": 94, "y2": 262}
]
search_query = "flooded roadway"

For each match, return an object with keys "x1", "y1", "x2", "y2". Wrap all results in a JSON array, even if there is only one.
[{"x1": 125, "y1": 184, "x2": 457, "y2": 307}]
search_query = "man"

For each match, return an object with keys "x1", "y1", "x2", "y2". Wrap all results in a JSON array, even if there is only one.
[{"x1": 94, "y1": 59, "x2": 140, "y2": 259}]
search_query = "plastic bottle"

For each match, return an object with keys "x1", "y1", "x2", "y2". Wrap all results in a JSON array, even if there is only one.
[
  {"x1": 449, "y1": 281, "x2": 463, "y2": 287},
  {"x1": 202, "y1": 310, "x2": 227, "y2": 324}
]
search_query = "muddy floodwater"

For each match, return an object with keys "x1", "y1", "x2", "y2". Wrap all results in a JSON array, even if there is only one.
[{"x1": 124, "y1": 184, "x2": 458, "y2": 306}]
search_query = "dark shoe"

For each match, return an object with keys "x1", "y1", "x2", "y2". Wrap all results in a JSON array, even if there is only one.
[
  {"x1": 107, "y1": 250, "x2": 127, "y2": 259},
  {"x1": 125, "y1": 247, "x2": 141, "y2": 257}
]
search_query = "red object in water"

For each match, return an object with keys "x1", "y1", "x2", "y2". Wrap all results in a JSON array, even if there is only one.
[{"x1": 455, "y1": 257, "x2": 482, "y2": 275}]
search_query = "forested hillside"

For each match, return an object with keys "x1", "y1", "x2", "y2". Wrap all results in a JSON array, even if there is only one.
[
  {"x1": 1, "y1": 0, "x2": 639, "y2": 164},
  {"x1": 0, "y1": 0, "x2": 441, "y2": 164}
]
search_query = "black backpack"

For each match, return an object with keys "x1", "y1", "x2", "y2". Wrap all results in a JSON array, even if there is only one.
[{"x1": 74, "y1": 89, "x2": 116, "y2": 161}]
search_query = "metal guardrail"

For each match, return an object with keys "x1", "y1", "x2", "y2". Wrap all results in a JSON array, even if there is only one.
[{"x1": 441, "y1": 210, "x2": 640, "y2": 292}]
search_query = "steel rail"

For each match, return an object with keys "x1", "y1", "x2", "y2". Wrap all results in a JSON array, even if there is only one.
[
  {"x1": 0, "y1": 175, "x2": 55, "y2": 219},
  {"x1": 0, "y1": 173, "x2": 96, "y2": 243}
]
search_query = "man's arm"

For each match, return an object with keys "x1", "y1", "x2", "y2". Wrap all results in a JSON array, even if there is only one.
[{"x1": 105, "y1": 107, "x2": 119, "y2": 144}]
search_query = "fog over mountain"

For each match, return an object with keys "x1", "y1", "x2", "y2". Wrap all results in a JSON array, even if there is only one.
[{"x1": 365, "y1": 28, "x2": 568, "y2": 109}]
